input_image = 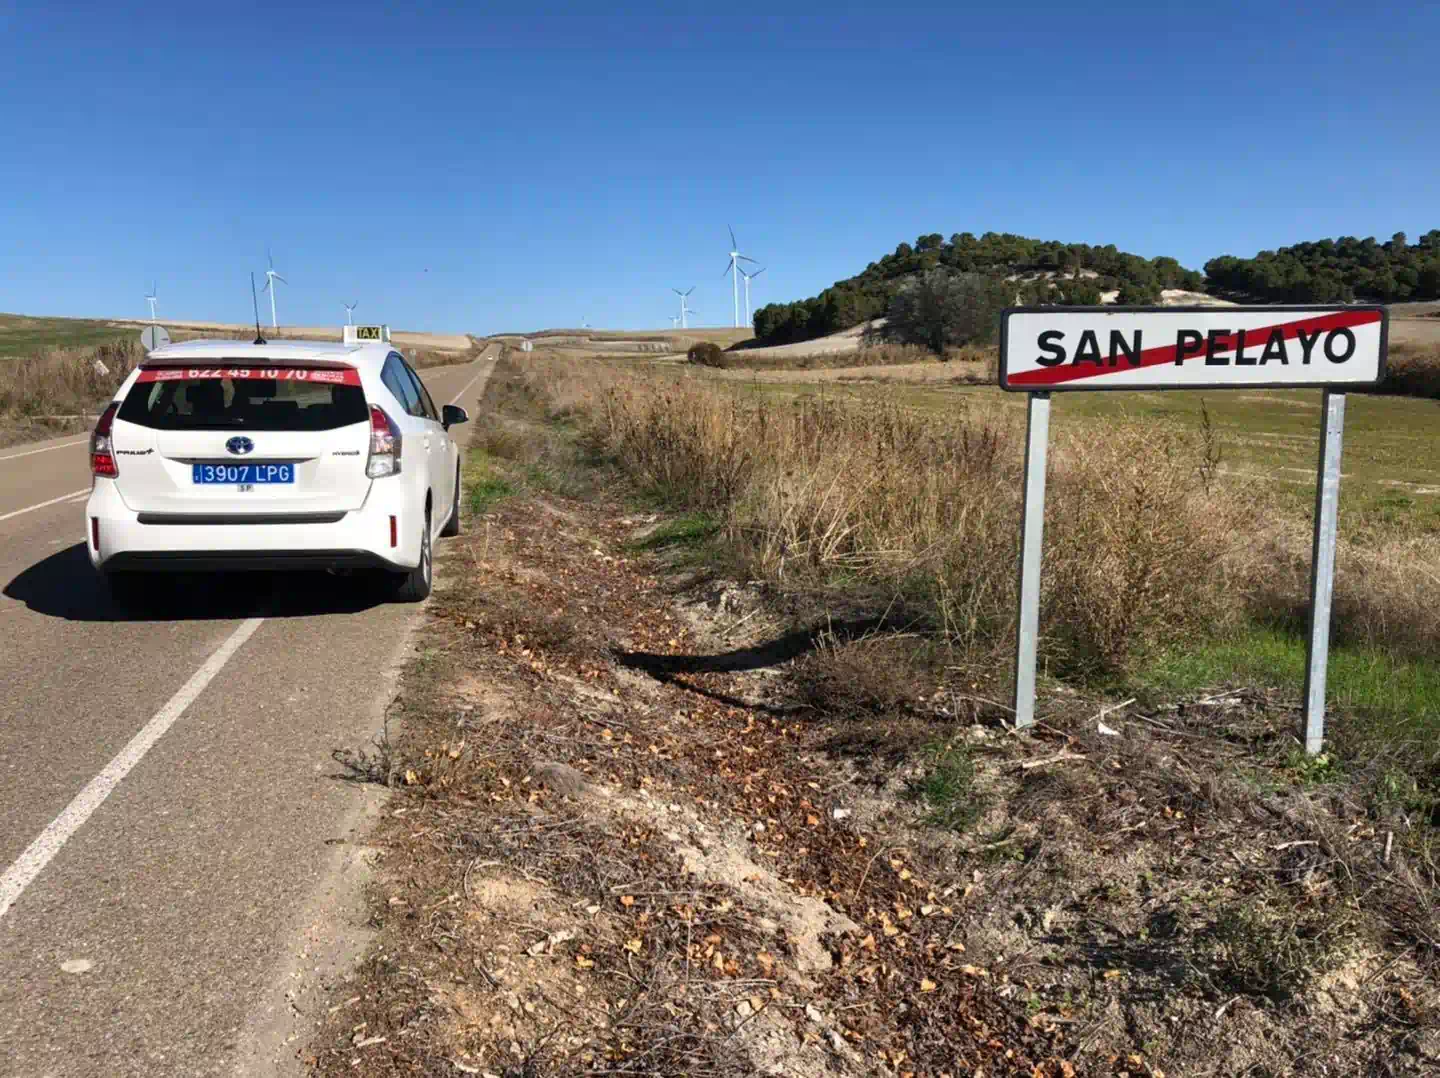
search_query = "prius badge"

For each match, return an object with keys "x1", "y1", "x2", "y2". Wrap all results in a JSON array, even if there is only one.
[{"x1": 226, "y1": 436, "x2": 254, "y2": 456}]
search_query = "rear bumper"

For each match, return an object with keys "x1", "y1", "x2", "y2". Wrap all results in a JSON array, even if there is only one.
[
  {"x1": 100, "y1": 550, "x2": 398, "y2": 573},
  {"x1": 85, "y1": 479, "x2": 424, "y2": 574}
]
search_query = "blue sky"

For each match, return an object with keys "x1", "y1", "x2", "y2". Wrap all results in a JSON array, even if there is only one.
[{"x1": 2, "y1": 3, "x2": 1437, "y2": 334}]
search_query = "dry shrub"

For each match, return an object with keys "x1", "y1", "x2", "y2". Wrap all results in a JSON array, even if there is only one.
[
  {"x1": 1380, "y1": 342, "x2": 1440, "y2": 398},
  {"x1": 793, "y1": 635, "x2": 937, "y2": 718},
  {"x1": 514, "y1": 356, "x2": 1248, "y2": 673},
  {"x1": 0, "y1": 340, "x2": 143, "y2": 419},
  {"x1": 1202, "y1": 892, "x2": 1348, "y2": 1002},
  {"x1": 1042, "y1": 420, "x2": 1256, "y2": 673},
  {"x1": 730, "y1": 395, "x2": 1021, "y2": 651},
  {"x1": 686, "y1": 341, "x2": 728, "y2": 368},
  {"x1": 491, "y1": 353, "x2": 1440, "y2": 677},
  {"x1": 599, "y1": 384, "x2": 756, "y2": 508}
]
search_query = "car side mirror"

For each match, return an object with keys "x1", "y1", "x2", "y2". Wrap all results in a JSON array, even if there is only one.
[{"x1": 441, "y1": 404, "x2": 469, "y2": 430}]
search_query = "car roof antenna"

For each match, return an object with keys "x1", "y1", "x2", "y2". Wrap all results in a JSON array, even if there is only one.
[{"x1": 250, "y1": 271, "x2": 267, "y2": 345}]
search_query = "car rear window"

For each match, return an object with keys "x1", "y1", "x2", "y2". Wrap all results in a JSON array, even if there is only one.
[{"x1": 118, "y1": 367, "x2": 368, "y2": 431}]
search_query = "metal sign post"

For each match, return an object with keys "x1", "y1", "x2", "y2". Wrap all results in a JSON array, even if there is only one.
[
  {"x1": 1303, "y1": 389, "x2": 1346, "y2": 755},
  {"x1": 1013, "y1": 392, "x2": 1050, "y2": 730},
  {"x1": 998, "y1": 305, "x2": 1387, "y2": 753}
]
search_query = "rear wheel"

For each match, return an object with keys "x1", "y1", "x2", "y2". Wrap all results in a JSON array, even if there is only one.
[
  {"x1": 388, "y1": 512, "x2": 432, "y2": 603},
  {"x1": 440, "y1": 465, "x2": 462, "y2": 538}
]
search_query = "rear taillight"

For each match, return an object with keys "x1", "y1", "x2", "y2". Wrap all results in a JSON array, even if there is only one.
[
  {"x1": 366, "y1": 405, "x2": 402, "y2": 478},
  {"x1": 90, "y1": 401, "x2": 121, "y2": 478}
]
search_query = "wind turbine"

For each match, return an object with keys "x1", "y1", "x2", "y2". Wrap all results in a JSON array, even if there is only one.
[
  {"x1": 260, "y1": 248, "x2": 287, "y2": 330},
  {"x1": 722, "y1": 226, "x2": 760, "y2": 328},
  {"x1": 739, "y1": 266, "x2": 765, "y2": 328},
  {"x1": 144, "y1": 281, "x2": 158, "y2": 325},
  {"x1": 344, "y1": 301, "x2": 357, "y2": 325},
  {"x1": 671, "y1": 287, "x2": 695, "y2": 330}
]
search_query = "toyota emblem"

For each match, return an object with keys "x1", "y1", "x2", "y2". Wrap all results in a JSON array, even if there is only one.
[{"x1": 226, "y1": 436, "x2": 254, "y2": 456}]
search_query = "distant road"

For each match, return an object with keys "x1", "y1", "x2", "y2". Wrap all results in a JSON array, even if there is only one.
[{"x1": 0, "y1": 350, "x2": 497, "y2": 1077}]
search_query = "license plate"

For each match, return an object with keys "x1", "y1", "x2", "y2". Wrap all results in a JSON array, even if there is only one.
[{"x1": 192, "y1": 463, "x2": 294, "y2": 485}]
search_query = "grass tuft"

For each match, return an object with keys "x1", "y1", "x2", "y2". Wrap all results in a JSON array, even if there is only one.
[
  {"x1": 909, "y1": 741, "x2": 983, "y2": 831},
  {"x1": 465, "y1": 448, "x2": 517, "y2": 514},
  {"x1": 1203, "y1": 896, "x2": 1347, "y2": 1003},
  {"x1": 630, "y1": 512, "x2": 720, "y2": 552}
]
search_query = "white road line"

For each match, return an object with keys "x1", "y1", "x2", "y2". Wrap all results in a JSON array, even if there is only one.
[
  {"x1": 447, "y1": 355, "x2": 493, "y2": 406},
  {"x1": 0, "y1": 488, "x2": 90, "y2": 524},
  {"x1": 0, "y1": 439, "x2": 88, "y2": 462},
  {"x1": 0, "y1": 616, "x2": 265, "y2": 921}
]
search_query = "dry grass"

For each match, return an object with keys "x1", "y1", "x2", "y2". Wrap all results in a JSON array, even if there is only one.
[
  {"x1": 494, "y1": 350, "x2": 1440, "y2": 681},
  {"x1": 533, "y1": 353, "x2": 1247, "y2": 674},
  {"x1": 1243, "y1": 514, "x2": 1440, "y2": 665},
  {"x1": 0, "y1": 339, "x2": 144, "y2": 421}
]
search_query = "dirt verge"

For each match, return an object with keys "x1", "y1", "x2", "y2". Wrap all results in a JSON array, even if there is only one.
[{"x1": 304, "y1": 354, "x2": 1440, "y2": 1078}]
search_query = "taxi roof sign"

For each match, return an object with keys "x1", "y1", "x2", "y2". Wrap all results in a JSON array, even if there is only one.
[{"x1": 344, "y1": 324, "x2": 391, "y2": 345}]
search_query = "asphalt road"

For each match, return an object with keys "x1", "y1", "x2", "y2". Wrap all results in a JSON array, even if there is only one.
[{"x1": 0, "y1": 351, "x2": 496, "y2": 1077}]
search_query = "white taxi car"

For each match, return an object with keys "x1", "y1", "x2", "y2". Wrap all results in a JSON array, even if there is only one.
[{"x1": 85, "y1": 324, "x2": 468, "y2": 606}]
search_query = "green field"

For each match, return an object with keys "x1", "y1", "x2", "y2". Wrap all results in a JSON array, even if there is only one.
[{"x1": 0, "y1": 313, "x2": 136, "y2": 358}]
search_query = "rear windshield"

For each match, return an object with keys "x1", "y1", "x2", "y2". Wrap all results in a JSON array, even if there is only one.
[{"x1": 118, "y1": 367, "x2": 368, "y2": 431}]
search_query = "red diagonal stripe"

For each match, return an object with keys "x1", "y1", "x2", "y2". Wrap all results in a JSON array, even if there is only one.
[{"x1": 1008, "y1": 309, "x2": 1382, "y2": 387}]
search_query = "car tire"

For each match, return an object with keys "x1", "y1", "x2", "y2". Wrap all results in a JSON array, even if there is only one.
[
  {"x1": 388, "y1": 512, "x2": 432, "y2": 603},
  {"x1": 104, "y1": 571, "x2": 152, "y2": 612},
  {"x1": 440, "y1": 465, "x2": 462, "y2": 538}
]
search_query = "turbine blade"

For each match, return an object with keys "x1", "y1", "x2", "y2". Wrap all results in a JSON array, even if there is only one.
[
  {"x1": 274, "y1": 274, "x2": 288, "y2": 284},
  {"x1": 261, "y1": 277, "x2": 270, "y2": 292},
  {"x1": 753, "y1": 268, "x2": 766, "y2": 278},
  {"x1": 722, "y1": 259, "x2": 733, "y2": 277},
  {"x1": 728, "y1": 225, "x2": 737, "y2": 250},
  {"x1": 738, "y1": 255, "x2": 759, "y2": 264}
]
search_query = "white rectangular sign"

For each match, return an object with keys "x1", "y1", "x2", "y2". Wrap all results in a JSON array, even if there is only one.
[{"x1": 999, "y1": 305, "x2": 1387, "y2": 392}]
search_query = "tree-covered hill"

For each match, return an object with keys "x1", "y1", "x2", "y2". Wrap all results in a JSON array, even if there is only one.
[
  {"x1": 1204, "y1": 232, "x2": 1440, "y2": 304},
  {"x1": 752, "y1": 232, "x2": 1204, "y2": 346},
  {"x1": 753, "y1": 228, "x2": 1440, "y2": 349}
]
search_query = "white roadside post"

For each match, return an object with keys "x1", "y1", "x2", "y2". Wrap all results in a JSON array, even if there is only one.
[
  {"x1": 999, "y1": 305, "x2": 1387, "y2": 751},
  {"x1": 1303, "y1": 389, "x2": 1346, "y2": 754},
  {"x1": 1013, "y1": 392, "x2": 1051, "y2": 730}
]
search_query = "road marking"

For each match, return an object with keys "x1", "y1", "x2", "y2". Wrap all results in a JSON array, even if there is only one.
[
  {"x1": 0, "y1": 439, "x2": 88, "y2": 462},
  {"x1": 0, "y1": 617, "x2": 265, "y2": 921},
  {"x1": 447, "y1": 357, "x2": 493, "y2": 406},
  {"x1": 0, "y1": 488, "x2": 90, "y2": 524}
]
